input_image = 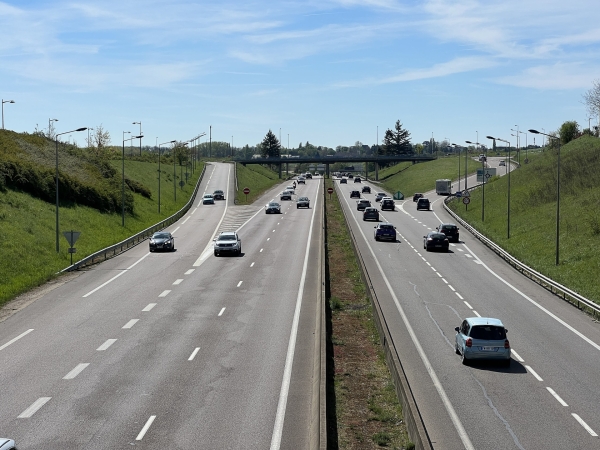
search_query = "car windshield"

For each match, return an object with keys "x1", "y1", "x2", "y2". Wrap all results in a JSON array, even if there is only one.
[
  {"x1": 204, "y1": 195, "x2": 212, "y2": 198},
  {"x1": 153, "y1": 233, "x2": 170, "y2": 239},
  {"x1": 214, "y1": 190, "x2": 223, "y2": 194},
  {"x1": 299, "y1": 197, "x2": 308, "y2": 201},
  {"x1": 469, "y1": 325, "x2": 506, "y2": 340},
  {"x1": 218, "y1": 235, "x2": 237, "y2": 241},
  {"x1": 268, "y1": 203, "x2": 279, "y2": 206}
]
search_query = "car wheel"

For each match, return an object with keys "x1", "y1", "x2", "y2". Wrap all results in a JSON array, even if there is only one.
[
  {"x1": 149, "y1": 248, "x2": 153, "y2": 252},
  {"x1": 455, "y1": 342, "x2": 461, "y2": 355},
  {"x1": 375, "y1": 236, "x2": 379, "y2": 241},
  {"x1": 461, "y1": 351, "x2": 469, "y2": 366},
  {"x1": 214, "y1": 250, "x2": 218, "y2": 256}
]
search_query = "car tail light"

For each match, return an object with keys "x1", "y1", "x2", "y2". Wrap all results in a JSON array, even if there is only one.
[
  {"x1": 466, "y1": 338, "x2": 472, "y2": 348},
  {"x1": 504, "y1": 339, "x2": 510, "y2": 349}
]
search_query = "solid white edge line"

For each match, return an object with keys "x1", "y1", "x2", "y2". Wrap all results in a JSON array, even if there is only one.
[
  {"x1": 122, "y1": 319, "x2": 139, "y2": 329},
  {"x1": 188, "y1": 347, "x2": 200, "y2": 361},
  {"x1": 571, "y1": 413, "x2": 598, "y2": 436},
  {"x1": 83, "y1": 252, "x2": 152, "y2": 297},
  {"x1": 97, "y1": 339, "x2": 117, "y2": 351},
  {"x1": 142, "y1": 303, "x2": 156, "y2": 312},
  {"x1": 525, "y1": 365, "x2": 544, "y2": 381},
  {"x1": 0, "y1": 329, "x2": 34, "y2": 351},
  {"x1": 270, "y1": 179, "x2": 320, "y2": 450},
  {"x1": 18, "y1": 397, "x2": 51, "y2": 418},
  {"x1": 63, "y1": 363, "x2": 90, "y2": 380},
  {"x1": 546, "y1": 387, "x2": 568, "y2": 407},
  {"x1": 136, "y1": 415, "x2": 156, "y2": 440}
]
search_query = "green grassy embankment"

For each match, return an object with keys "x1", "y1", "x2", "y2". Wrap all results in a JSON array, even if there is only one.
[{"x1": 234, "y1": 163, "x2": 284, "y2": 205}]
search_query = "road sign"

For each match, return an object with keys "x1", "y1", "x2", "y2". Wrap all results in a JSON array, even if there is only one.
[
  {"x1": 243, "y1": 187, "x2": 250, "y2": 195},
  {"x1": 62, "y1": 231, "x2": 81, "y2": 247},
  {"x1": 393, "y1": 191, "x2": 404, "y2": 200},
  {"x1": 327, "y1": 187, "x2": 333, "y2": 194},
  {"x1": 462, "y1": 190, "x2": 470, "y2": 197},
  {"x1": 462, "y1": 197, "x2": 471, "y2": 205},
  {"x1": 455, "y1": 191, "x2": 462, "y2": 198}
]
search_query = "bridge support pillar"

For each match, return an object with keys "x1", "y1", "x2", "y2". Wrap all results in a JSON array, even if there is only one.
[
  {"x1": 279, "y1": 163, "x2": 282, "y2": 179},
  {"x1": 326, "y1": 164, "x2": 330, "y2": 177},
  {"x1": 375, "y1": 162, "x2": 379, "y2": 181}
]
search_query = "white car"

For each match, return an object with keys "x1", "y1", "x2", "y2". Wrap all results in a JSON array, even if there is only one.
[
  {"x1": 499, "y1": 160, "x2": 506, "y2": 166},
  {"x1": 213, "y1": 231, "x2": 242, "y2": 256}
]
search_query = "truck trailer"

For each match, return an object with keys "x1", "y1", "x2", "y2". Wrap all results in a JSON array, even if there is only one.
[{"x1": 435, "y1": 179, "x2": 452, "y2": 195}]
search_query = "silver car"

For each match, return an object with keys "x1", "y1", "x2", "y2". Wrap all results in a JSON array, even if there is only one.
[
  {"x1": 213, "y1": 231, "x2": 242, "y2": 256},
  {"x1": 455, "y1": 317, "x2": 511, "y2": 366},
  {"x1": 0, "y1": 439, "x2": 16, "y2": 450}
]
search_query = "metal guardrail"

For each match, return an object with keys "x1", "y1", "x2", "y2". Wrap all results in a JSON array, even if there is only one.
[
  {"x1": 61, "y1": 165, "x2": 207, "y2": 273},
  {"x1": 442, "y1": 195, "x2": 600, "y2": 318}
]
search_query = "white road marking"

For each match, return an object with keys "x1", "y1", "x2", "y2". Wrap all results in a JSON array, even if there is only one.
[
  {"x1": 448, "y1": 285, "x2": 456, "y2": 292},
  {"x1": 464, "y1": 301, "x2": 473, "y2": 309},
  {"x1": 191, "y1": 208, "x2": 197, "y2": 214},
  {"x1": 425, "y1": 261, "x2": 431, "y2": 266},
  {"x1": 525, "y1": 365, "x2": 543, "y2": 381},
  {"x1": 0, "y1": 329, "x2": 34, "y2": 351},
  {"x1": 185, "y1": 269, "x2": 195, "y2": 275},
  {"x1": 251, "y1": 262, "x2": 255, "y2": 267},
  {"x1": 97, "y1": 339, "x2": 117, "y2": 351},
  {"x1": 172, "y1": 226, "x2": 180, "y2": 234},
  {"x1": 18, "y1": 397, "x2": 51, "y2": 418},
  {"x1": 260, "y1": 248, "x2": 264, "y2": 252},
  {"x1": 273, "y1": 230, "x2": 276, "y2": 232},
  {"x1": 173, "y1": 279, "x2": 183, "y2": 285},
  {"x1": 437, "y1": 272, "x2": 443, "y2": 277},
  {"x1": 159, "y1": 290, "x2": 171, "y2": 297},
  {"x1": 136, "y1": 415, "x2": 156, "y2": 440},
  {"x1": 510, "y1": 349, "x2": 524, "y2": 362},
  {"x1": 465, "y1": 254, "x2": 472, "y2": 258},
  {"x1": 457, "y1": 248, "x2": 464, "y2": 252},
  {"x1": 442, "y1": 278, "x2": 448, "y2": 284},
  {"x1": 572, "y1": 413, "x2": 598, "y2": 436},
  {"x1": 122, "y1": 319, "x2": 139, "y2": 329},
  {"x1": 182, "y1": 217, "x2": 190, "y2": 224},
  {"x1": 267, "y1": 238, "x2": 271, "y2": 241},
  {"x1": 237, "y1": 281, "x2": 243, "y2": 287},
  {"x1": 188, "y1": 348, "x2": 200, "y2": 361},
  {"x1": 218, "y1": 307, "x2": 226, "y2": 316},
  {"x1": 63, "y1": 363, "x2": 89, "y2": 380},
  {"x1": 142, "y1": 303, "x2": 156, "y2": 312},
  {"x1": 472, "y1": 310, "x2": 481, "y2": 317},
  {"x1": 83, "y1": 252, "x2": 151, "y2": 297},
  {"x1": 546, "y1": 387, "x2": 568, "y2": 407},
  {"x1": 456, "y1": 293, "x2": 464, "y2": 300}
]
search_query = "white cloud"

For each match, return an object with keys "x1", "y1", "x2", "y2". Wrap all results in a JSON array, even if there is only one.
[{"x1": 495, "y1": 63, "x2": 599, "y2": 90}]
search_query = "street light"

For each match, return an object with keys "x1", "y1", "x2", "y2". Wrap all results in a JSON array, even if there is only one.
[
  {"x1": 87, "y1": 127, "x2": 94, "y2": 148},
  {"x1": 122, "y1": 134, "x2": 143, "y2": 226},
  {"x1": 466, "y1": 138, "x2": 482, "y2": 218},
  {"x1": 487, "y1": 136, "x2": 511, "y2": 238},
  {"x1": 49, "y1": 118, "x2": 58, "y2": 138},
  {"x1": 133, "y1": 121, "x2": 142, "y2": 155},
  {"x1": 529, "y1": 129, "x2": 560, "y2": 265},
  {"x1": 158, "y1": 140, "x2": 176, "y2": 213},
  {"x1": 2, "y1": 99, "x2": 15, "y2": 129},
  {"x1": 452, "y1": 144, "x2": 460, "y2": 191},
  {"x1": 55, "y1": 127, "x2": 87, "y2": 252}
]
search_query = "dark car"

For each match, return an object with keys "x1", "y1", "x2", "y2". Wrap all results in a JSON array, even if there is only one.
[
  {"x1": 363, "y1": 207, "x2": 379, "y2": 221},
  {"x1": 423, "y1": 231, "x2": 449, "y2": 252},
  {"x1": 213, "y1": 231, "x2": 242, "y2": 256},
  {"x1": 416, "y1": 198, "x2": 430, "y2": 211},
  {"x1": 354, "y1": 177, "x2": 361, "y2": 183},
  {"x1": 297, "y1": 196, "x2": 310, "y2": 208},
  {"x1": 350, "y1": 190, "x2": 361, "y2": 198},
  {"x1": 374, "y1": 223, "x2": 397, "y2": 241},
  {"x1": 212, "y1": 189, "x2": 225, "y2": 200},
  {"x1": 265, "y1": 202, "x2": 281, "y2": 214},
  {"x1": 380, "y1": 198, "x2": 395, "y2": 211},
  {"x1": 340, "y1": 178, "x2": 348, "y2": 184},
  {"x1": 437, "y1": 223, "x2": 460, "y2": 243},
  {"x1": 375, "y1": 192, "x2": 387, "y2": 202},
  {"x1": 413, "y1": 193, "x2": 424, "y2": 202},
  {"x1": 361, "y1": 186, "x2": 371, "y2": 194},
  {"x1": 356, "y1": 199, "x2": 371, "y2": 211},
  {"x1": 348, "y1": 174, "x2": 354, "y2": 179},
  {"x1": 280, "y1": 190, "x2": 293, "y2": 201},
  {"x1": 149, "y1": 232, "x2": 175, "y2": 252},
  {"x1": 305, "y1": 173, "x2": 313, "y2": 179}
]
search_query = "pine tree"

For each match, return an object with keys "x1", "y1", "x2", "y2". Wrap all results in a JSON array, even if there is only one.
[
  {"x1": 381, "y1": 120, "x2": 412, "y2": 157},
  {"x1": 261, "y1": 130, "x2": 281, "y2": 158}
]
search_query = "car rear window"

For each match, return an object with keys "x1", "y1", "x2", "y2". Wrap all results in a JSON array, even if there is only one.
[
  {"x1": 469, "y1": 325, "x2": 506, "y2": 340},
  {"x1": 442, "y1": 225, "x2": 457, "y2": 231},
  {"x1": 381, "y1": 225, "x2": 394, "y2": 230}
]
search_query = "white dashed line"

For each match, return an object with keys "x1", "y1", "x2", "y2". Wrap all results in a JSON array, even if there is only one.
[
  {"x1": 260, "y1": 249, "x2": 264, "y2": 252},
  {"x1": 218, "y1": 307, "x2": 226, "y2": 317},
  {"x1": 465, "y1": 254, "x2": 472, "y2": 258},
  {"x1": 18, "y1": 397, "x2": 51, "y2": 418},
  {"x1": 472, "y1": 310, "x2": 481, "y2": 317},
  {"x1": 159, "y1": 290, "x2": 171, "y2": 297},
  {"x1": 267, "y1": 238, "x2": 270, "y2": 241},
  {"x1": 425, "y1": 262, "x2": 431, "y2": 266},
  {"x1": 122, "y1": 319, "x2": 139, "y2": 329},
  {"x1": 237, "y1": 281, "x2": 243, "y2": 287},
  {"x1": 442, "y1": 278, "x2": 448, "y2": 284},
  {"x1": 0, "y1": 329, "x2": 34, "y2": 351},
  {"x1": 142, "y1": 303, "x2": 156, "y2": 312},
  {"x1": 97, "y1": 339, "x2": 117, "y2": 351},
  {"x1": 448, "y1": 285, "x2": 456, "y2": 292},
  {"x1": 437, "y1": 272, "x2": 443, "y2": 277},
  {"x1": 251, "y1": 262, "x2": 255, "y2": 267},
  {"x1": 173, "y1": 279, "x2": 183, "y2": 285},
  {"x1": 63, "y1": 363, "x2": 89, "y2": 380},
  {"x1": 188, "y1": 348, "x2": 200, "y2": 361},
  {"x1": 572, "y1": 414, "x2": 598, "y2": 436},
  {"x1": 510, "y1": 349, "x2": 524, "y2": 362},
  {"x1": 525, "y1": 365, "x2": 543, "y2": 381},
  {"x1": 463, "y1": 301, "x2": 473, "y2": 309},
  {"x1": 172, "y1": 226, "x2": 180, "y2": 234},
  {"x1": 456, "y1": 293, "x2": 464, "y2": 300},
  {"x1": 185, "y1": 269, "x2": 195, "y2": 275},
  {"x1": 546, "y1": 387, "x2": 568, "y2": 407},
  {"x1": 136, "y1": 415, "x2": 156, "y2": 440},
  {"x1": 182, "y1": 217, "x2": 190, "y2": 224}
]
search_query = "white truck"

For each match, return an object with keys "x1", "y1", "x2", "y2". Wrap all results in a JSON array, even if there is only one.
[{"x1": 435, "y1": 179, "x2": 452, "y2": 195}]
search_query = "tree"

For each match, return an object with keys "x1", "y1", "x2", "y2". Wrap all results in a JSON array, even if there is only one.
[
  {"x1": 583, "y1": 79, "x2": 600, "y2": 135},
  {"x1": 261, "y1": 130, "x2": 281, "y2": 158},
  {"x1": 381, "y1": 120, "x2": 411, "y2": 157},
  {"x1": 559, "y1": 121, "x2": 580, "y2": 145}
]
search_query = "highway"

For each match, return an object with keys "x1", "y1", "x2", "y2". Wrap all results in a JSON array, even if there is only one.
[
  {"x1": 0, "y1": 162, "x2": 324, "y2": 449},
  {"x1": 335, "y1": 162, "x2": 600, "y2": 449}
]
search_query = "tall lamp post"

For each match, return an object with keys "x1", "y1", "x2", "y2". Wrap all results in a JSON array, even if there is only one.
[
  {"x1": 466, "y1": 137, "x2": 483, "y2": 220},
  {"x1": 487, "y1": 136, "x2": 511, "y2": 238},
  {"x1": 122, "y1": 134, "x2": 143, "y2": 226},
  {"x1": 529, "y1": 129, "x2": 560, "y2": 265},
  {"x1": 133, "y1": 121, "x2": 142, "y2": 156},
  {"x1": 49, "y1": 118, "x2": 58, "y2": 138},
  {"x1": 157, "y1": 140, "x2": 175, "y2": 213},
  {"x1": 55, "y1": 127, "x2": 87, "y2": 252},
  {"x1": 2, "y1": 99, "x2": 15, "y2": 129},
  {"x1": 452, "y1": 144, "x2": 460, "y2": 190}
]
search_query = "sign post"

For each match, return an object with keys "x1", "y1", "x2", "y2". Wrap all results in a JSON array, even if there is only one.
[
  {"x1": 327, "y1": 187, "x2": 333, "y2": 200},
  {"x1": 243, "y1": 187, "x2": 250, "y2": 202},
  {"x1": 62, "y1": 230, "x2": 81, "y2": 265}
]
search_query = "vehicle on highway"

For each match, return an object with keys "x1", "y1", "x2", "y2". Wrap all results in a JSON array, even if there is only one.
[
  {"x1": 213, "y1": 231, "x2": 242, "y2": 256},
  {"x1": 354, "y1": 176, "x2": 361, "y2": 183},
  {"x1": 499, "y1": 160, "x2": 506, "y2": 166},
  {"x1": 413, "y1": 193, "x2": 423, "y2": 202},
  {"x1": 416, "y1": 198, "x2": 430, "y2": 210},
  {"x1": 356, "y1": 199, "x2": 371, "y2": 211},
  {"x1": 375, "y1": 192, "x2": 387, "y2": 202},
  {"x1": 363, "y1": 207, "x2": 379, "y2": 221},
  {"x1": 280, "y1": 190, "x2": 293, "y2": 201},
  {"x1": 286, "y1": 185, "x2": 296, "y2": 192},
  {"x1": 348, "y1": 173, "x2": 354, "y2": 179},
  {"x1": 455, "y1": 317, "x2": 511, "y2": 366},
  {"x1": 265, "y1": 202, "x2": 281, "y2": 214},
  {"x1": 305, "y1": 172, "x2": 313, "y2": 179},
  {"x1": 297, "y1": 196, "x2": 310, "y2": 208},
  {"x1": 340, "y1": 178, "x2": 347, "y2": 184},
  {"x1": 361, "y1": 185, "x2": 371, "y2": 194},
  {"x1": 0, "y1": 439, "x2": 16, "y2": 450},
  {"x1": 202, "y1": 194, "x2": 215, "y2": 205},
  {"x1": 297, "y1": 176, "x2": 306, "y2": 184},
  {"x1": 436, "y1": 223, "x2": 460, "y2": 242},
  {"x1": 350, "y1": 190, "x2": 361, "y2": 198},
  {"x1": 374, "y1": 223, "x2": 397, "y2": 241},
  {"x1": 423, "y1": 231, "x2": 449, "y2": 252},
  {"x1": 380, "y1": 198, "x2": 395, "y2": 211},
  {"x1": 149, "y1": 232, "x2": 175, "y2": 252},
  {"x1": 212, "y1": 189, "x2": 225, "y2": 200}
]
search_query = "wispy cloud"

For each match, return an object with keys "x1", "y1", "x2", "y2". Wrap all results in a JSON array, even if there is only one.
[{"x1": 495, "y1": 63, "x2": 599, "y2": 90}]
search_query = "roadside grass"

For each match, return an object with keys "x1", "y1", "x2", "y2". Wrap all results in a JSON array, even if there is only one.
[
  {"x1": 325, "y1": 178, "x2": 410, "y2": 449},
  {"x1": 234, "y1": 163, "x2": 283, "y2": 205},
  {"x1": 371, "y1": 162, "x2": 412, "y2": 180}
]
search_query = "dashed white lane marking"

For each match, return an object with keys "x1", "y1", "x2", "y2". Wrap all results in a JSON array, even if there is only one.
[
  {"x1": 18, "y1": 397, "x2": 51, "y2": 418},
  {"x1": 63, "y1": 363, "x2": 89, "y2": 380},
  {"x1": 442, "y1": 278, "x2": 448, "y2": 284},
  {"x1": 182, "y1": 217, "x2": 190, "y2": 224},
  {"x1": 173, "y1": 279, "x2": 183, "y2": 285},
  {"x1": 472, "y1": 310, "x2": 481, "y2": 317},
  {"x1": 510, "y1": 349, "x2": 524, "y2": 362},
  {"x1": 172, "y1": 226, "x2": 180, "y2": 234},
  {"x1": 251, "y1": 262, "x2": 255, "y2": 267},
  {"x1": 525, "y1": 365, "x2": 543, "y2": 381},
  {"x1": 572, "y1": 413, "x2": 598, "y2": 437},
  {"x1": 425, "y1": 261, "x2": 431, "y2": 266},
  {"x1": 273, "y1": 230, "x2": 276, "y2": 233},
  {"x1": 260, "y1": 249, "x2": 264, "y2": 253},
  {"x1": 185, "y1": 269, "x2": 195, "y2": 275},
  {"x1": 464, "y1": 301, "x2": 473, "y2": 309},
  {"x1": 456, "y1": 293, "x2": 464, "y2": 300},
  {"x1": 430, "y1": 266, "x2": 436, "y2": 272},
  {"x1": 0, "y1": 329, "x2": 34, "y2": 351},
  {"x1": 188, "y1": 348, "x2": 200, "y2": 361},
  {"x1": 473, "y1": 260, "x2": 483, "y2": 265},
  {"x1": 218, "y1": 307, "x2": 226, "y2": 317},
  {"x1": 465, "y1": 254, "x2": 472, "y2": 258},
  {"x1": 122, "y1": 319, "x2": 139, "y2": 329},
  {"x1": 191, "y1": 208, "x2": 197, "y2": 214},
  {"x1": 267, "y1": 238, "x2": 271, "y2": 241},
  {"x1": 159, "y1": 290, "x2": 171, "y2": 297},
  {"x1": 546, "y1": 387, "x2": 568, "y2": 407},
  {"x1": 136, "y1": 415, "x2": 156, "y2": 440},
  {"x1": 97, "y1": 339, "x2": 117, "y2": 351},
  {"x1": 437, "y1": 272, "x2": 443, "y2": 277},
  {"x1": 457, "y1": 248, "x2": 464, "y2": 252},
  {"x1": 237, "y1": 281, "x2": 243, "y2": 287},
  {"x1": 448, "y1": 285, "x2": 456, "y2": 292}
]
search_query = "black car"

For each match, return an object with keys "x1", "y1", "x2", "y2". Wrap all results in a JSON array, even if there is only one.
[
  {"x1": 374, "y1": 223, "x2": 397, "y2": 241},
  {"x1": 363, "y1": 207, "x2": 379, "y2": 221},
  {"x1": 354, "y1": 177, "x2": 361, "y2": 183},
  {"x1": 380, "y1": 198, "x2": 395, "y2": 211},
  {"x1": 350, "y1": 190, "x2": 361, "y2": 198},
  {"x1": 265, "y1": 202, "x2": 281, "y2": 213},
  {"x1": 361, "y1": 186, "x2": 371, "y2": 194},
  {"x1": 280, "y1": 190, "x2": 293, "y2": 201},
  {"x1": 423, "y1": 231, "x2": 449, "y2": 252},
  {"x1": 212, "y1": 189, "x2": 225, "y2": 200},
  {"x1": 356, "y1": 199, "x2": 371, "y2": 211},
  {"x1": 413, "y1": 193, "x2": 424, "y2": 202},
  {"x1": 437, "y1": 223, "x2": 460, "y2": 243},
  {"x1": 297, "y1": 196, "x2": 310, "y2": 208},
  {"x1": 149, "y1": 232, "x2": 175, "y2": 252},
  {"x1": 340, "y1": 178, "x2": 348, "y2": 184},
  {"x1": 416, "y1": 198, "x2": 430, "y2": 211},
  {"x1": 375, "y1": 192, "x2": 387, "y2": 202}
]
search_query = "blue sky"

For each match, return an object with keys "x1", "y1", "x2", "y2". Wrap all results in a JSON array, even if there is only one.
[{"x1": 1, "y1": 0, "x2": 599, "y2": 150}]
